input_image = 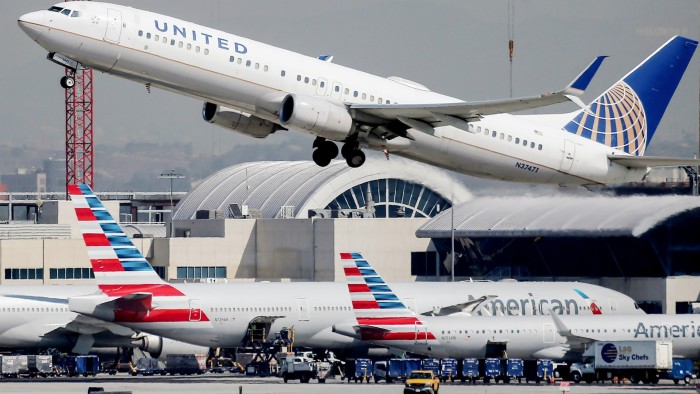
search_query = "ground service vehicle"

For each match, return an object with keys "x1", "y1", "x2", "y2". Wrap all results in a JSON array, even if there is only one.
[
  {"x1": 345, "y1": 358, "x2": 372, "y2": 383},
  {"x1": 165, "y1": 354, "x2": 205, "y2": 375},
  {"x1": 666, "y1": 358, "x2": 695, "y2": 384},
  {"x1": 60, "y1": 355, "x2": 99, "y2": 377},
  {"x1": 505, "y1": 359, "x2": 524, "y2": 383},
  {"x1": 404, "y1": 370, "x2": 440, "y2": 394},
  {"x1": 460, "y1": 358, "x2": 479, "y2": 383},
  {"x1": 374, "y1": 358, "x2": 421, "y2": 383},
  {"x1": 439, "y1": 358, "x2": 457, "y2": 382},
  {"x1": 281, "y1": 355, "x2": 315, "y2": 383},
  {"x1": 131, "y1": 357, "x2": 165, "y2": 376},
  {"x1": 27, "y1": 355, "x2": 53, "y2": 378},
  {"x1": 570, "y1": 341, "x2": 672, "y2": 384}
]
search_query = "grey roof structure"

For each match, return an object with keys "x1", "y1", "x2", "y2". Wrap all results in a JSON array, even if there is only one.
[
  {"x1": 417, "y1": 195, "x2": 700, "y2": 238},
  {"x1": 174, "y1": 158, "x2": 471, "y2": 220},
  {"x1": 123, "y1": 224, "x2": 167, "y2": 238}
]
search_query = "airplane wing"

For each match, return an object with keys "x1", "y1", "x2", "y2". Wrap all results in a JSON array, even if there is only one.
[
  {"x1": 351, "y1": 56, "x2": 607, "y2": 130},
  {"x1": 608, "y1": 155, "x2": 700, "y2": 168}
]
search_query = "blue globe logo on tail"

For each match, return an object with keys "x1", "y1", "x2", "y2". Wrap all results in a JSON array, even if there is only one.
[{"x1": 564, "y1": 82, "x2": 647, "y2": 156}]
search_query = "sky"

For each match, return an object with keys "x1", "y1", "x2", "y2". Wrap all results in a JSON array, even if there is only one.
[{"x1": 2, "y1": 1, "x2": 699, "y2": 192}]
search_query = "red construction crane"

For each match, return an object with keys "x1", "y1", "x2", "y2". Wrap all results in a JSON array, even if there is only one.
[{"x1": 64, "y1": 0, "x2": 94, "y2": 195}]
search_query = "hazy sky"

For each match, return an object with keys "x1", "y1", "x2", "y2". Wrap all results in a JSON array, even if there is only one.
[{"x1": 2, "y1": 1, "x2": 699, "y2": 190}]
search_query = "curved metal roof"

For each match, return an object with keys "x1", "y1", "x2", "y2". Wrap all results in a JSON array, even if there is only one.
[
  {"x1": 174, "y1": 158, "x2": 471, "y2": 219},
  {"x1": 122, "y1": 224, "x2": 167, "y2": 238},
  {"x1": 417, "y1": 195, "x2": 700, "y2": 238}
]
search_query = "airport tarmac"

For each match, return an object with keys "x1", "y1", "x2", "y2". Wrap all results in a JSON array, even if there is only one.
[{"x1": 0, "y1": 375, "x2": 697, "y2": 394}]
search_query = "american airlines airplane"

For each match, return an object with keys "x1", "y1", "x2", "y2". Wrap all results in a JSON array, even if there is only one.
[
  {"x1": 64, "y1": 184, "x2": 642, "y2": 354},
  {"x1": 337, "y1": 253, "x2": 700, "y2": 361},
  {"x1": 0, "y1": 287, "x2": 205, "y2": 357},
  {"x1": 18, "y1": 3, "x2": 699, "y2": 185}
]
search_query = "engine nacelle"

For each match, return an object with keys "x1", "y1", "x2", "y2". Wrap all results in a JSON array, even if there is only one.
[
  {"x1": 202, "y1": 102, "x2": 277, "y2": 139},
  {"x1": 279, "y1": 94, "x2": 354, "y2": 140},
  {"x1": 137, "y1": 334, "x2": 210, "y2": 360}
]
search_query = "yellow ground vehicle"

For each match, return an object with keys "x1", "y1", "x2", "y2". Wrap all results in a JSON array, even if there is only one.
[{"x1": 404, "y1": 370, "x2": 440, "y2": 394}]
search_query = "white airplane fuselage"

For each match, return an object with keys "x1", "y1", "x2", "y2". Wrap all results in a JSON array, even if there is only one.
[
  {"x1": 18, "y1": 2, "x2": 648, "y2": 185},
  {"x1": 365, "y1": 314, "x2": 700, "y2": 361},
  {"x1": 48, "y1": 281, "x2": 640, "y2": 350}
]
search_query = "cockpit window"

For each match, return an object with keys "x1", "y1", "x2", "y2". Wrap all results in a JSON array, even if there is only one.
[
  {"x1": 48, "y1": 6, "x2": 64, "y2": 12},
  {"x1": 61, "y1": 9, "x2": 71, "y2": 16},
  {"x1": 71, "y1": 11, "x2": 81, "y2": 17}
]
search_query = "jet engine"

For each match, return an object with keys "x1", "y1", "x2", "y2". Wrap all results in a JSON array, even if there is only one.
[
  {"x1": 136, "y1": 334, "x2": 210, "y2": 360},
  {"x1": 279, "y1": 94, "x2": 355, "y2": 140},
  {"x1": 202, "y1": 102, "x2": 277, "y2": 138}
]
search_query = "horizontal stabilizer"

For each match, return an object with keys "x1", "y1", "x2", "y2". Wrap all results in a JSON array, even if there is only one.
[
  {"x1": 422, "y1": 295, "x2": 496, "y2": 316},
  {"x1": 608, "y1": 155, "x2": 700, "y2": 168}
]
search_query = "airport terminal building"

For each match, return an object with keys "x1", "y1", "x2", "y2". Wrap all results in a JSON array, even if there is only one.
[{"x1": 0, "y1": 158, "x2": 698, "y2": 314}]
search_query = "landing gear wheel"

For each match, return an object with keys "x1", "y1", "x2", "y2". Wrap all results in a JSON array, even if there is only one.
[
  {"x1": 346, "y1": 149, "x2": 366, "y2": 168},
  {"x1": 341, "y1": 141, "x2": 358, "y2": 159},
  {"x1": 311, "y1": 139, "x2": 338, "y2": 167},
  {"x1": 60, "y1": 76, "x2": 75, "y2": 89}
]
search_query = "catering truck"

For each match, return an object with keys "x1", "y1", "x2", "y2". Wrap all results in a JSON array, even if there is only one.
[{"x1": 570, "y1": 341, "x2": 672, "y2": 384}]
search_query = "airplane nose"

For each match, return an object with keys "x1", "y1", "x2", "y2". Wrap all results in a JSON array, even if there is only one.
[{"x1": 18, "y1": 11, "x2": 47, "y2": 41}]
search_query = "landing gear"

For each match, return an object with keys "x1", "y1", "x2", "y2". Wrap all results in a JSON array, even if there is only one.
[
  {"x1": 60, "y1": 75, "x2": 75, "y2": 89},
  {"x1": 311, "y1": 137, "x2": 338, "y2": 167},
  {"x1": 341, "y1": 140, "x2": 366, "y2": 168}
]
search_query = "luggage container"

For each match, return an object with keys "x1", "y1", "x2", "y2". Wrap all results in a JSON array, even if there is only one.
[
  {"x1": 344, "y1": 358, "x2": 372, "y2": 383},
  {"x1": 460, "y1": 358, "x2": 479, "y2": 383},
  {"x1": 439, "y1": 358, "x2": 457, "y2": 382}
]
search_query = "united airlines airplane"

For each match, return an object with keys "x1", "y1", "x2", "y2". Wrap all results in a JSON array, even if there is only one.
[
  {"x1": 18, "y1": 3, "x2": 699, "y2": 185},
  {"x1": 337, "y1": 253, "x2": 700, "y2": 361},
  {"x1": 65, "y1": 184, "x2": 641, "y2": 353}
]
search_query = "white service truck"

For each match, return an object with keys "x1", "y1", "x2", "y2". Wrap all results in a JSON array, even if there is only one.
[
  {"x1": 280, "y1": 355, "x2": 315, "y2": 383},
  {"x1": 570, "y1": 340, "x2": 673, "y2": 384}
]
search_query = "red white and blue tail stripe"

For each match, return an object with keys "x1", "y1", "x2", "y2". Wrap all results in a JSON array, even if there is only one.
[
  {"x1": 68, "y1": 184, "x2": 208, "y2": 324},
  {"x1": 68, "y1": 184, "x2": 172, "y2": 292},
  {"x1": 340, "y1": 252, "x2": 436, "y2": 342}
]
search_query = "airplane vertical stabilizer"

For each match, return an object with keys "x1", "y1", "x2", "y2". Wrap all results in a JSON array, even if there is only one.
[
  {"x1": 340, "y1": 252, "x2": 436, "y2": 341},
  {"x1": 563, "y1": 36, "x2": 697, "y2": 156},
  {"x1": 67, "y1": 184, "x2": 180, "y2": 297}
]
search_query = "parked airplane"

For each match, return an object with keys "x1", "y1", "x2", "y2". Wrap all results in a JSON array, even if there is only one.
[
  {"x1": 64, "y1": 184, "x2": 642, "y2": 354},
  {"x1": 337, "y1": 252, "x2": 700, "y2": 361},
  {"x1": 18, "y1": 3, "x2": 699, "y2": 185},
  {"x1": 0, "y1": 287, "x2": 205, "y2": 357}
]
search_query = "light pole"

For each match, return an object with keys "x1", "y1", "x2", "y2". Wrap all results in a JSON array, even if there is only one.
[{"x1": 159, "y1": 169, "x2": 185, "y2": 237}]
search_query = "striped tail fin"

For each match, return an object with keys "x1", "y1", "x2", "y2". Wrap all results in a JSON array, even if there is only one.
[
  {"x1": 563, "y1": 36, "x2": 697, "y2": 155},
  {"x1": 68, "y1": 184, "x2": 183, "y2": 297},
  {"x1": 340, "y1": 252, "x2": 435, "y2": 341}
]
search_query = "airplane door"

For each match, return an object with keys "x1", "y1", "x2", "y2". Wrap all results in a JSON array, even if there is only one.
[
  {"x1": 559, "y1": 140, "x2": 575, "y2": 172},
  {"x1": 331, "y1": 82, "x2": 343, "y2": 101},
  {"x1": 189, "y1": 299, "x2": 202, "y2": 321},
  {"x1": 316, "y1": 78, "x2": 328, "y2": 96},
  {"x1": 104, "y1": 9, "x2": 122, "y2": 43},
  {"x1": 297, "y1": 298, "x2": 310, "y2": 321},
  {"x1": 415, "y1": 323, "x2": 428, "y2": 344},
  {"x1": 543, "y1": 323, "x2": 555, "y2": 343}
]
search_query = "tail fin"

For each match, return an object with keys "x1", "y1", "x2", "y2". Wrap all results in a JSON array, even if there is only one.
[
  {"x1": 68, "y1": 184, "x2": 181, "y2": 297},
  {"x1": 340, "y1": 252, "x2": 435, "y2": 341},
  {"x1": 563, "y1": 36, "x2": 697, "y2": 155}
]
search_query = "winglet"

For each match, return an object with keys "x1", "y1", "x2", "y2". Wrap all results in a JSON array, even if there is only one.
[{"x1": 565, "y1": 56, "x2": 607, "y2": 95}]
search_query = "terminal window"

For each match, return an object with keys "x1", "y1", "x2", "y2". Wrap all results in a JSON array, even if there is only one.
[
  {"x1": 49, "y1": 268, "x2": 94, "y2": 280},
  {"x1": 176, "y1": 266, "x2": 226, "y2": 280},
  {"x1": 411, "y1": 251, "x2": 438, "y2": 276},
  {"x1": 4, "y1": 268, "x2": 44, "y2": 280}
]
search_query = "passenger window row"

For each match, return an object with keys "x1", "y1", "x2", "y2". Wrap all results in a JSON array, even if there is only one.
[
  {"x1": 138, "y1": 30, "x2": 209, "y2": 55},
  {"x1": 470, "y1": 124, "x2": 543, "y2": 151}
]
